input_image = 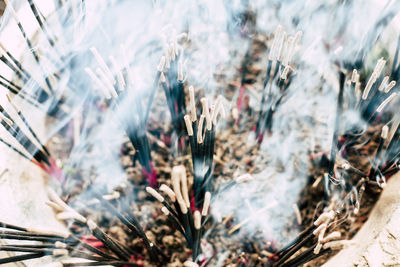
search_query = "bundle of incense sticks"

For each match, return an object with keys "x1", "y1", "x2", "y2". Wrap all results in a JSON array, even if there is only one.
[
  {"x1": 0, "y1": 0, "x2": 73, "y2": 119},
  {"x1": 327, "y1": 62, "x2": 400, "y2": 187},
  {"x1": 86, "y1": 47, "x2": 166, "y2": 187},
  {"x1": 184, "y1": 87, "x2": 225, "y2": 208},
  {"x1": 0, "y1": 213, "x2": 138, "y2": 267},
  {"x1": 0, "y1": 42, "x2": 53, "y2": 108},
  {"x1": 221, "y1": 176, "x2": 357, "y2": 267},
  {"x1": 352, "y1": 58, "x2": 397, "y2": 122},
  {"x1": 0, "y1": 225, "x2": 140, "y2": 267},
  {"x1": 158, "y1": 33, "x2": 188, "y2": 137},
  {"x1": 255, "y1": 25, "x2": 302, "y2": 140},
  {"x1": 0, "y1": 43, "x2": 48, "y2": 106},
  {"x1": 45, "y1": 187, "x2": 165, "y2": 265},
  {"x1": 3, "y1": 0, "x2": 54, "y2": 94},
  {"x1": 271, "y1": 192, "x2": 363, "y2": 267},
  {"x1": 146, "y1": 165, "x2": 211, "y2": 262},
  {"x1": 0, "y1": 96, "x2": 62, "y2": 179}
]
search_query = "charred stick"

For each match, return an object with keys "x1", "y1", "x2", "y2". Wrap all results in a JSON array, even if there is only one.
[
  {"x1": 0, "y1": 61, "x2": 49, "y2": 103},
  {"x1": 0, "y1": 44, "x2": 32, "y2": 81},
  {"x1": 256, "y1": 60, "x2": 273, "y2": 134},
  {"x1": 17, "y1": 25, "x2": 54, "y2": 94},
  {"x1": 0, "y1": 137, "x2": 33, "y2": 161},
  {"x1": 0, "y1": 74, "x2": 23, "y2": 92},
  {"x1": 175, "y1": 80, "x2": 186, "y2": 132},
  {"x1": 6, "y1": 1, "x2": 54, "y2": 94},
  {"x1": 173, "y1": 201, "x2": 184, "y2": 223},
  {"x1": 276, "y1": 224, "x2": 316, "y2": 257},
  {"x1": 206, "y1": 128, "x2": 215, "y2": 177},
  {"x1": 70, "y1": 235, "x2": 118, "y2": 260},
  {"x1": 97, "y1": 196, "x2": 140, "y2": 239},
  {"x1": 146, "y1": 187, "x2": 183, "y2": 231},
  {"x1": 68, "y1": 249, "x2": 112, "y2": 262},
  {"x1": 137, "y1": 133, "x2": 152, "y2": 171},
  {"x1": 162, "y1": 200, "x2": 180, "y2": 219},
  {"x1": 86, "y1": 220, "x2": 130, "y2": 261},
  {"x1": 0, "y1": 79, "x2": 42, "y2": 108},
  {"x1": 7, "y1": 96, "x2": 50, "y2": 156},
  {"x1": 0, "y1": 233, "x2": 68, "y2": 243},
  {"x1": 1, "y1": 120, "x2": 49, "y2": 165},
  {"x1": 0, "y1": 245, "x2": 63, "y2": 254},
  {"x1": 27, "y1": 0, "x2": 59, "y2": 52},
  {"x1": 0, "y1": 79, "x2": 20, "y2": 95},
  {"x1": 191, "y1": 120, "x2": 199, "y2": 171},
  {"x1": 0, "y1": 252, "x2": 44, "y2": 264},
  {"x1": 182, "y1": 212, "x2": 193, "y2": 246},
  {"x1": 118, "y1": 200, "x2": 164, "y2": 261},
  {"x1": 0, "y1": 82, "x2": 41, "y2": 109},
  {"x1": 4, "y1": 244, "x2": 55, "y2": 249},
  {"x1": 0, "y1": 55, "x2": 28, "y2": 82},
  {"x1": 280, "y1": 247, "x2": 330, "y2": 267},
  {"x1": 0, "y1": 230, "x2": 65, "y2": 239},
  {"x1": 187, "y1": 208, "x2": 195, "y2": 241},
  {"x1": 0, "y1": 221, "x2": 28, "y2": 232},
  {"x1": 278, "y1": 244, "x2": 317, "y2": 267},
  {"x1": 177, "y1": 201, "x2": 193, "y2": 246},
  {"x1": 0, "y1": 108, "x2": 47, "y2": 161},
  {"x1": 177, "y1": 80, "x2": 185, "y2": 112},
  {"x1": 0, "y1": 228, "x2": 70, "y2": 240},
  {"x1": 192, "y1": 211, "x2": 201, "y2": 261},
  {"x1": 273, "y1": 231, "x2": 315, "y2": 267},
  {"x1": 161, "y1": 207, "x2": 188, "y2": 244},
  {"x1": 328, "y1": 71, "x2": 345, "y2": 178},
  {"x1": 382, "y1": 165, "x2": 399, "y2": 176}
]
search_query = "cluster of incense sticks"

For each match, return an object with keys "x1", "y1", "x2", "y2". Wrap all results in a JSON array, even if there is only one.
[
  {"x1": 0, "y1": 95, "x2": 62, "y2": 179},
  {"x1": 4, "y1": 0, "x2": 54, "y2": 94},
  {"x1": 0, "y1": 40, "x2": 51, "y2": 107},
  {"x1": 158, "y1": 33, "x2": 188, "y2": 137},
  {"x1": 86, "y1": 47, "x2": 161, "y2": 187},
  {"x1": 0, "y1": 43, "x2": 47, "y2": 106},
  {"x1": 0, "y1": 0, "x2": 70, "y2": 118},
  {"x1": 0, "y1": 214, "x2": 139, "y2": 267},
  {"x1": 146, "y1": 165, "x2": 211, "y2": 262},
  {"x1": 254, "y1": 25, "x2": 302, "y2": 140},
  {"x1": 46, "y1": 187, "x2": 164, "y2": 265},
  {"x1": 271, "y1": 208, "x2": 355, "y2": 267},
  {"x1": 184, "y1": 87, "x2": 225, "y2": 208},
  {"x1": 354, "y1": 58, "x2": 397, "y2": 121},
  {"x1": 327, "y1": 61, "x2": 400, "y2": 189}
]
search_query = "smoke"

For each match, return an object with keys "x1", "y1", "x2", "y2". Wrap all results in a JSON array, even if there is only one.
[{"x1": 209, "y1": 0, "x2": 400, "y2": 249}]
